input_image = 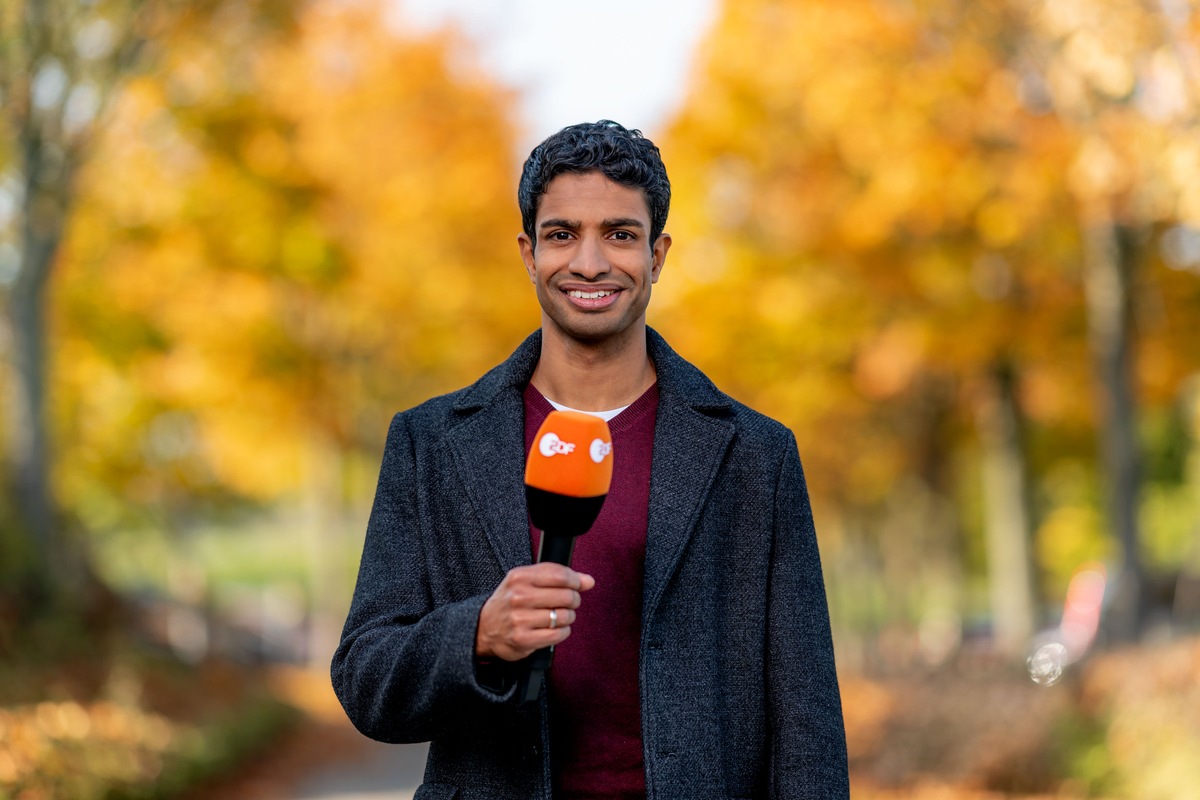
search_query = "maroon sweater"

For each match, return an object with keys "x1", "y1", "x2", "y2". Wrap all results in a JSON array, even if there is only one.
[{"x1": 524, "y1": 382, "x2": 658, "y2": 800}]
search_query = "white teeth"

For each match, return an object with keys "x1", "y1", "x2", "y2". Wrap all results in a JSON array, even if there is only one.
[{"x1": 568, "y1": 290, "x2": 614, "y2": 299}]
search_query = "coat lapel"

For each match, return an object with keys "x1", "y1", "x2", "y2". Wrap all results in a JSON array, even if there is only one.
[
  {"x1": 643, "y1": 401, "x2": 734, "y2": 618},
  {"x1": 445, "y1": 331, "x2": 543, "y2": 573},
  {"x1": 446, "y1": 392, "x2": 532, "y2": 573},
  {"x1": 642, "y1": 330, "x2": 735, "y2": 618}
]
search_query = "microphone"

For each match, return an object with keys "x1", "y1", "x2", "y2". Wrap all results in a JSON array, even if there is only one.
[{"x1": 517, "y1": 410, "x2": 613, "y2": 703}]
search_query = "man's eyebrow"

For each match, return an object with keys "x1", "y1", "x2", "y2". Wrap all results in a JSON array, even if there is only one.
[
  {"x1": 602, "y1": 217, "x2": 646, "y2": 229},
  {"x1": 539, "y1": 218, "x2": 580, "y2": 230}
]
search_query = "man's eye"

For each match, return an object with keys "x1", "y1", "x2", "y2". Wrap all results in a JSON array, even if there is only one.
[
  {"x1": 610, "y1": 231, "x2": 634, "y2": 241},
  {"x1": 549, "y1": 231, "x2": 572, "y2": 241}
]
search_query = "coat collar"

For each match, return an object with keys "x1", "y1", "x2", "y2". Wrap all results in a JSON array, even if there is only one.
[
  {"x1": 450, "y1": 327, "x2": 734, "y2": 415},
  {"x1": 445, "y1": 327, "x2": 737, "y2": 615}
]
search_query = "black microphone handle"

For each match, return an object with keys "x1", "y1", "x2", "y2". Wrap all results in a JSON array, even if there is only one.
[
  {"x1": 537, "y1": 531, "x2": 576, "y2": 567},
  {"x1": 517, "y1": 531, "x2": 577, "y2": 703}
]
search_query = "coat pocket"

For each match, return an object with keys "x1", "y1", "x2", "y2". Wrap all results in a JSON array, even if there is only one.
[{"x1": 413, "y1": 783, "x2": 460, "y2": 800}]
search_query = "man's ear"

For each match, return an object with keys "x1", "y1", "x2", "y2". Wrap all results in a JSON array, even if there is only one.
[
  {"x1": 517, "y1": 232, "x2": 536, "y2": 282},
  {"x1": 650, "y1": 232, "x2": 672, "y2": 284}
]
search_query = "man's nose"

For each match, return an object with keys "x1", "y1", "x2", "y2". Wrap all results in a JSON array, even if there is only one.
[{"x1": 570, "y1": 236, "x2": 609, "y2": 278}]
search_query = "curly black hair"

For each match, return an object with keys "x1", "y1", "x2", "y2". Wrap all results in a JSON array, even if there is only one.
[{"x1": 518, "y1": 120, "x2": 671, "y2": 247}]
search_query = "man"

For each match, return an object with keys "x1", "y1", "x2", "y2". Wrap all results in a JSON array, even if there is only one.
[{"x1": 332, "y1": 120, "x2": 849, "y2": 799}]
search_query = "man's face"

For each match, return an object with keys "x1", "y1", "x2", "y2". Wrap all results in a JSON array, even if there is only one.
[{"x1": 517, "y1": 171, "x2": 671, "y2": 348}]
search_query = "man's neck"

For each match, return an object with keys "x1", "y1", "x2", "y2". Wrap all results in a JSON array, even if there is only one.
[{"x1": 530, "y1": 323, "x2": 656, "y2": 411}]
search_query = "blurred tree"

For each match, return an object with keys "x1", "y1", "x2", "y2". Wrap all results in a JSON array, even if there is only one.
[
  {"x1": 0, "y1": 0, "x2": 144, "y2": 597},
  {"x1": 0, "y1": 0, "x2": 297, "y2": 603},
  {"x1": 1017, "y1": 0, "x2": 1200, "y2": 638},
  {"x1": 663, "y1": 0, "x2": 1200, "y2": 654}
]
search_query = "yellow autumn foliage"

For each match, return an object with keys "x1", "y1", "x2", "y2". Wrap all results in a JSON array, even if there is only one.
[{"x1": 54, "y1": 0, "x2": 532, "y2": 509}]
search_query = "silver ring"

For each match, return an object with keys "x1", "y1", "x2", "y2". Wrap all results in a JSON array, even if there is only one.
[{"x1": 549, "y1": 608, "x2": 558, "y2": 629}]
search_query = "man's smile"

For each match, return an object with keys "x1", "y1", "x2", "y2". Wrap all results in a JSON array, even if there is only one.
[
  {"x1": 566, "y1": 289, "x2": 616, "y2": 299},
  {"x1": 559, "y1": 283, "x2": 624, "y2": 311}
]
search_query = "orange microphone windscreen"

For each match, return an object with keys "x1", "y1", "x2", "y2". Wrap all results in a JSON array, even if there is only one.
[{"x1": 524, "y1": 410, "x2": 613, "y2": 499}]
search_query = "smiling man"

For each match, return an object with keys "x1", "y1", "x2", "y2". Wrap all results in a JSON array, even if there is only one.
[{"x1": 332, "y1": 121, "x2": 849, "y2": 799}]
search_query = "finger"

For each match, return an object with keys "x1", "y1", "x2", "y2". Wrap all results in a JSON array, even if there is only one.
[
  {"x1": 535, "y1": 607, "x2": 580, "y2": 629},
  {"x1": 527, "y1": 564, "x2": 599, "y2": 591},
  {"x1": 525, "y1": 563, "x2": 583, "y2": 588},
  {"x1": 536, "y1": 589, "x2": 582, "y2": 610},
  {"x1": 515, "y1": 606, "x2": 576, "y2": 630},
  {"x1": 505, "y1": 586, "x2": 582, "y2": 611}
]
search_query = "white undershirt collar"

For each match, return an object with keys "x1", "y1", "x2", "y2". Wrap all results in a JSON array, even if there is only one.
[{"x1": 546, "y1": 399, "x2": 629, "y2": 422}]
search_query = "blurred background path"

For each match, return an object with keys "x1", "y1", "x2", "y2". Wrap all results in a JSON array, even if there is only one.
[
  {"x1": 289, "y1": 738, "x2": 426, "y2": 800},
  {"x1": 181, "y1": 668, "x2": 428, "y2": 800}
]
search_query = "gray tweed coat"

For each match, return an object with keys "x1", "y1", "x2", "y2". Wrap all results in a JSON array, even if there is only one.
[{"x1": 332, "y1": 328, "x2": 849, "y2": 799}]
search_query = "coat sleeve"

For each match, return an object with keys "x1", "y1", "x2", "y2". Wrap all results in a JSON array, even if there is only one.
[
  {"x1": 331, "y1": 412, "x2": 517, "y2": 744},
  {"x1": 767, "y1": 431, "x2": 850, "y2": 798}
]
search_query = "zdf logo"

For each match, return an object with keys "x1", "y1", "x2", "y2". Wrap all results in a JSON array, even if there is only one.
[
  {"x1": 538, "y1": 432, "x2": 576, "y2": 457},
  {"x1": 589, "y1": 438, "x2": 612, "y2": 464}
]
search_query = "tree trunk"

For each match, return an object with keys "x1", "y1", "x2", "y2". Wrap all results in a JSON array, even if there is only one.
[
  {"x1": 911, "y1": 379, "x2": 965, "y2": 667},
  {"x1": 977, "y1": 358, "x2": 1039, "y2": 658},
  {"x1": 5, "y1": 128, "x2": 69, "y2": 586},
  {"x1": 1080, "y1": 209, "x2": 1144, "y2": 642}
]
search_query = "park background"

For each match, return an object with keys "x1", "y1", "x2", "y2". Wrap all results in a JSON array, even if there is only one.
[{"x1": 2, "y1": 0, "x2": 1199, "y2": 797}]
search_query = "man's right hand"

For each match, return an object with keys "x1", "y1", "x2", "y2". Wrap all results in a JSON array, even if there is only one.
[{"x1": 475, "y1": 563, "x2": 595, "y2": 662}]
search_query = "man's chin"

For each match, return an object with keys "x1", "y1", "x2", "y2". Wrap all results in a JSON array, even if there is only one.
[{"x1": 543, "y1": 315, "x2": 644, "y2": 347}]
